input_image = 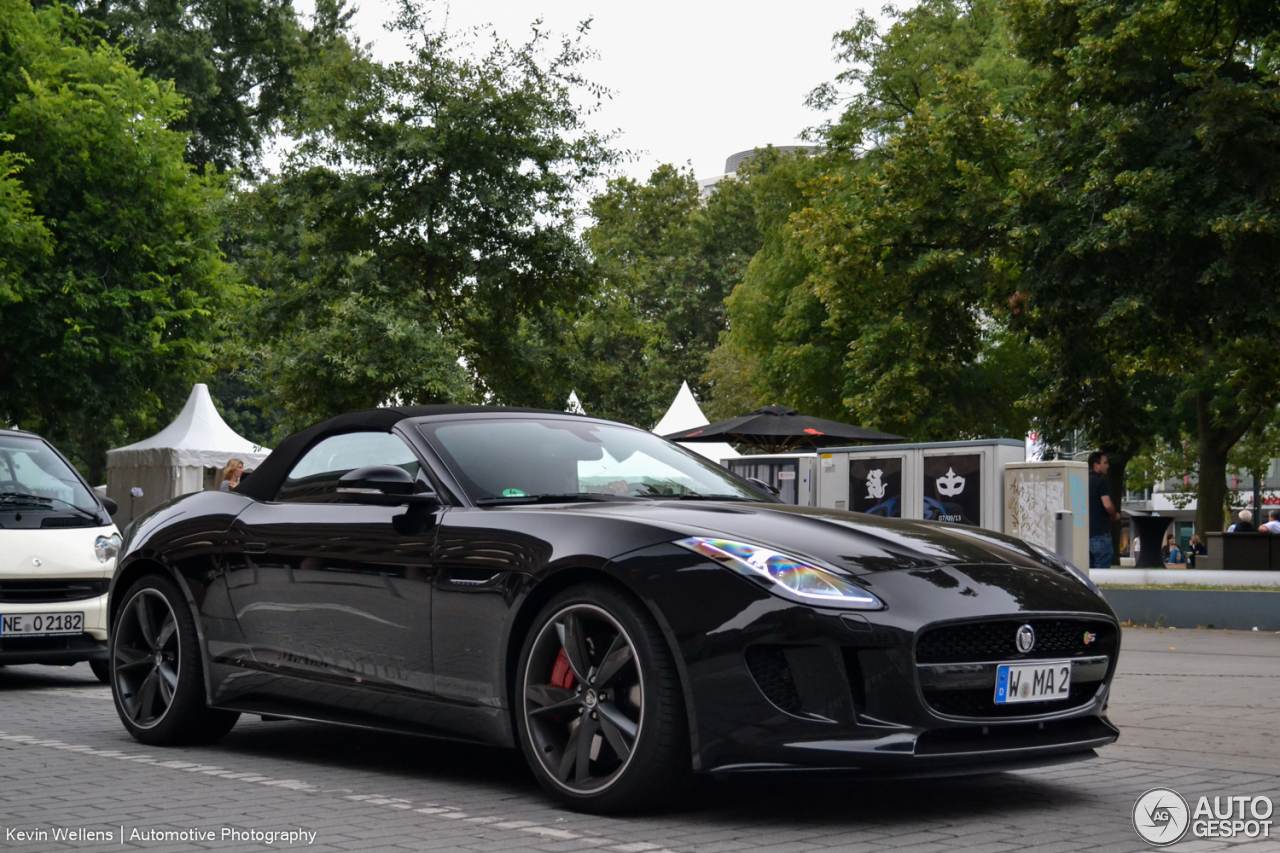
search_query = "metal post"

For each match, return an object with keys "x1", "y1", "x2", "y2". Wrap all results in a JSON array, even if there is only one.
[{"x1": 1054, "y1": 510, "x2": 1075, "y2": 568}]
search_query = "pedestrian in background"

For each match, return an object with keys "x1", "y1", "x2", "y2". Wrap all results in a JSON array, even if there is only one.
[
  {"x1": 1164, "y1": 536, "x2": 1185, "y2": 565},
  {"x1": 1188, "y1": 535, "x2": 1207, "y2": 567},
  {"x1": 1229, "y1": 509, "x2": 1255, "y2": 532},
  {"x1": 1088, "y1": 451, "x2": 1120, "y2": 569},
  {"x1": 219, "y1": 458, "x2": 244, "y2": 492},
  {"x1": 1260, "y1": 509, "x2": 1280, "y2": 533}
]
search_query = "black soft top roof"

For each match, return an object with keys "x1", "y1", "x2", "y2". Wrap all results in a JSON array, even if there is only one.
[{"x1": 236, "y1": 404, "x2": 575, "y2": 501}]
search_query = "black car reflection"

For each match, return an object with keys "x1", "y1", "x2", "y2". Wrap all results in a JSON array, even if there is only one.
[{"x1": 106, "y1": 406, "x2": 1120, "y2": 813}]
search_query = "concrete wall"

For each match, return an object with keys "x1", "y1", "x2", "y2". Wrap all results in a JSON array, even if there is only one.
[{"x1": 1101, "y1": 588, "x2": 1280, "y2": 630}]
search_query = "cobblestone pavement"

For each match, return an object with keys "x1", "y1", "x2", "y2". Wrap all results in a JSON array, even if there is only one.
[{"x1": 0, "y1": 627, "x2": 1277, "y2": 853}]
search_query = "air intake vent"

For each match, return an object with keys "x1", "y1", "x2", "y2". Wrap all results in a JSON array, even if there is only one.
[
  {"x1": 0, "y1": 579, "x2": 106, "y2": 603},
  {"x1": 744, "y1": 645, "x2": 803, "y2": 715},
  {"x1": 40, "y1": 516, "x2": 96, "y2": 528}
]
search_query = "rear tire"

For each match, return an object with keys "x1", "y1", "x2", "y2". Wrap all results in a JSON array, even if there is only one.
[
  {"x1": 515, "y1": 583, "x2": 691, "y2": 814},
  {"x1": 109, "y1": 574, "x2": 239, "y2": 745},
  {"x1": 89, "y1": 659, "x2": 110, "y2": 684}
]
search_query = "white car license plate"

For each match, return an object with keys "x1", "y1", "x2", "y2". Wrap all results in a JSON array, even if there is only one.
[
  {"x1": 0, "y1": 612, "x2": 85, "y2": 636},
  {"x1": 994, "y1": 660, "x2": 1072, "y2": 704}
]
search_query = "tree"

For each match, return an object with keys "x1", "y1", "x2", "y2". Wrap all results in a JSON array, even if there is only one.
[
  {"x1": 579, "y1": 162, "x2": 763, "y2": 427},
  {"x1": 53, "y1": 0, "x2": 354, "y2": 172},
  {"x1": 712, "y1": 0, "x2": 1035, "y2": 440},
  {"x1": 228, "y1": 2, "x2": 615, "y2": 433},
  {"x1": 0, "y1": 142, "x2": 50, "y2": 306},
  {"x1": 708, "y1": 150, "x2": 843, "y2": 419},
  {"x1": 0, "y1": 0, "x2": 238, "y2": 482},
  {"x1": 796, "y1": 76, "x2": 1034, "y2": 440},
  {"x1": 1007, "y1": 0, "x2": 1280, "y2": 534}
]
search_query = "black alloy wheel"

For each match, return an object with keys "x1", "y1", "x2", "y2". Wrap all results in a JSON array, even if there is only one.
[
  {"x1": 113, "y1": 587, "x2": 180, "y2": 726},
  {"x1": 515, "y1": 584, "x2": 690, "y2": 813},
  {"x1": 109, "y1": 575, "x2": 239, "y2": 745}
]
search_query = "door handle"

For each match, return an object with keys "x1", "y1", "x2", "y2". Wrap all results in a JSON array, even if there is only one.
[{"x1": 243, "y1": 542, "x2": 268, "y2": 554}]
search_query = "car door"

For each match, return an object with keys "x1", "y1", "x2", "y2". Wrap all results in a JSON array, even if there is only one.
[{"x1": 224, "y1": 430, "x2": 441, "y2": 712}]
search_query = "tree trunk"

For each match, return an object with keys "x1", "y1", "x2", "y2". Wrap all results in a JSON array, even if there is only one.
[
  {"x1": 1106, "y1": 450, "x2": 1135, "y2": 561},
  {"x1": 1195, "y1": 441, "x2": 1229, "y2": 535},
  {"x1": 1194, "y1": 392, "x2": 1259, "y2": 536}
]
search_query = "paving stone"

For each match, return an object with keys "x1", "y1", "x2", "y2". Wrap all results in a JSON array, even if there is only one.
[{"x1": 1, "y1": 628, "x2": 1277, "y2": 853}]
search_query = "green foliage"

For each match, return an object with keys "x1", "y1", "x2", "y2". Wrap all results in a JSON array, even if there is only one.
[
  {"x1": 578, "y1": 162, "x2": 762, "y2": 427},
  {"x1": 0, "y1": 0, "x2": 238, "y2": 482},
  {"x1": 800, "y1": 77, "x2": 1033, "y2": 440},
  {"x1": 229, "y1": 2, "x2": 615, "y2": 433},
  {"x1": 711, "y1": 0, "x2": 1035, "y2": 441},
  {"x1": 807, "y1": 0, "x2": 1033, "y2": 150},
  {"x1": 53, "y1": 0, "x2": 354, "y2": 172},
  {"x1": 0, "y1": 141, "x2": 50, "y2": 305},
  {"x1": 1007, "y1": 0, "x2": 1280, "y2": 532},
  {"x1": 711, "y1": 150, "x2": 843, "y2": 419}
]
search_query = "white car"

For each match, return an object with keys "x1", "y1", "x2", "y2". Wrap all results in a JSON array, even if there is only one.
[{"x1": 1, "y1": 430, "x2": 121, "y2": 683}]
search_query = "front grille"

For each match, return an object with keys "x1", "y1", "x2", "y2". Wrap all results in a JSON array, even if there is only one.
[
  {"x1": 923, "y1": 681, "x2": 1098, "y2": 718},
  {"x1": 0, "y1": 579, "x2": 107, "y2": 603},
  {"x1": 744, "y1": 645, "x2": 803, "y2": 714},
  {"x1": 916, "y1": 618, "x2": 1116, "y2": 664}
]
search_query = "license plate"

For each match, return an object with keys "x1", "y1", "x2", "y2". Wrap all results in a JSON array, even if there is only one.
[
  {"x1": 0, "y1": 612, "x2": 85, "y2": 636},
  {"x1": 994, "y1": 660, "x2": 1072, "y2": 704}
]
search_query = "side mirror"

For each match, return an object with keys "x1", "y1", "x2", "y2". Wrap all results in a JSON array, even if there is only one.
[
  {"x1": 100, "y1": 497, "x2": 119, "y2": 516},
  {"x1": 337, "y1": 465, "x2": 440, "y2": 507},
  {"x1": 746, "y1": 477, "x2": 781, "y2": 497}
]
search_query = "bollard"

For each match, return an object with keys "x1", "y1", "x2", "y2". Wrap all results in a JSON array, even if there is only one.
[{"x1": 1054, "y1": 510, "x2": 1076, "y2": 569}]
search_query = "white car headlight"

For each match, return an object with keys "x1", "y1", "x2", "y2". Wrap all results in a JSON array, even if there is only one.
[
  {"x1": 676, "y1": 537, "x2": 883, "y2": 609},
  {"x1": 1030, "y1": 543, "x2": 1101, "y2": 595},
  {"x1": 94, "y1": 533, "x2": 122, "y2": 564}
]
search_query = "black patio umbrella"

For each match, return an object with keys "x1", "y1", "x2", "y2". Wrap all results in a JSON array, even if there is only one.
[{"x1": 662, "y1": 405, "x2": 906, "y2": 454}]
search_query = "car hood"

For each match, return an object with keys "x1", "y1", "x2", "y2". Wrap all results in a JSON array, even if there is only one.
[{"x1": 561, "y1": 500, "x2": 1051, "y2": 577}]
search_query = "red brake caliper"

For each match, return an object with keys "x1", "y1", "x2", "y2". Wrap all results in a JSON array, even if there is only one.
[
  {"x1": 550, "y1": 647, "x2": 576, "y2": 690},
  {"x1": 547, "y1": 648, "x2": 576, "y2": 723}
]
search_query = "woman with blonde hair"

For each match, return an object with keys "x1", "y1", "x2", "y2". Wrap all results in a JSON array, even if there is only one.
[{"x1": 219, "y1": 458, "x2": 244, "y2": 492}]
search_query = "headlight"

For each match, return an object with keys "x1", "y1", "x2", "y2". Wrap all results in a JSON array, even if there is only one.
[
  {"x1": 94, "y1": 533, "x2": 122, "y2": 564},
  {"x1": 1030, "y1": 543, "x2": 1101, "y2": 595},
  {"x1": 676, "y1": 537, "x2": 883, "y2": 609}
]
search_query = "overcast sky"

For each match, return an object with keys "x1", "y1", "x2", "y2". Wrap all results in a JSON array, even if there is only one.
[{"x1": 324, "y1": 0, "x2": 883, "y2": 182}]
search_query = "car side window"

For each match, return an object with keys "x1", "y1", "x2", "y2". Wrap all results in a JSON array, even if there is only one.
[{"x1": 276, "y1": 432, "x2": 422, "y2": 504}]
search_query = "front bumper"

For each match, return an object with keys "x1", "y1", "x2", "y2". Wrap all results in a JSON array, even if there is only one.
[
  {"x1": 0, "y1": 633, "x2": 108, "y2": 666},
  {"x1": 613, "y1": 546, "x2": 1122, "y2": 775},
  {"x1": 0, "y1": 592, "x2": 111, "y2": 665}
]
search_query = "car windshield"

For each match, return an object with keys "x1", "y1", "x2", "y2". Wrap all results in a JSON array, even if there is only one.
[
  {"x1": 419, "y1": 418, "x2": 766, "y2": 504},
  {"x1": 0, "y1": 433, "x2": 99, "y2": 513}
]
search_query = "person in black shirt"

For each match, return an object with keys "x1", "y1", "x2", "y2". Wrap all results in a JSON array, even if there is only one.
[{"x1": 1087, "y1": 451, "x2": 1120, "y2": 568}]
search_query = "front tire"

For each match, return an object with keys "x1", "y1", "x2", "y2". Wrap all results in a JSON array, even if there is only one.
[
  {"x1": 109, "y1": 574, "x2": 239, "y2": 745},
  {"x1": 515, "y1": 583, "x2": 691, "y2": 813},
  {"x1": 89, "y1": 659, "x2": 110, "y2": 684}
]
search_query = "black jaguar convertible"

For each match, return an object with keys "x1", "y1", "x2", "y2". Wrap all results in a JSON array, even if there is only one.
[{"x1": 107, "y1": 406, "x2": 1120, "y2": 812}]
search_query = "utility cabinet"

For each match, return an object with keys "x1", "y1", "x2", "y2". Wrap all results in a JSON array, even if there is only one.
[
  {"x1": 816, "y1": 440, "x2": 1025, "y2": 532},
  {"x1": 726, "y1": 454, "x2": 817, "y2": 506},
  {"x1": 1003, "y1": 461, "x2": 1090, "y2": 566}
]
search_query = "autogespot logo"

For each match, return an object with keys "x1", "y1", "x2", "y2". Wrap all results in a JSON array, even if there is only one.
[
  {"x1": 1134, "y1": 788, "x2": 1275, "y2": 845},
  {"x1": 1134, "y1": 788, "x2": 1190, "y2": 845}
]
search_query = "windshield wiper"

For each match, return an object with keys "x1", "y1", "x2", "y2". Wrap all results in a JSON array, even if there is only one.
[
  {"x1": 474, "y1": 493, "x2": 640, "y2": 507},
  {"x1": 0, "y1": 492, "x2": 100, "y2": 520}
]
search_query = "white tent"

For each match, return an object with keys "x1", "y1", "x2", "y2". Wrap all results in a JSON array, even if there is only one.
[
  {"x1": 106, "y1": 384, "x2": 269, "y2": 525},
  {"x1": 653, "y1": 382, "x2": 741, "y2": 464}
]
